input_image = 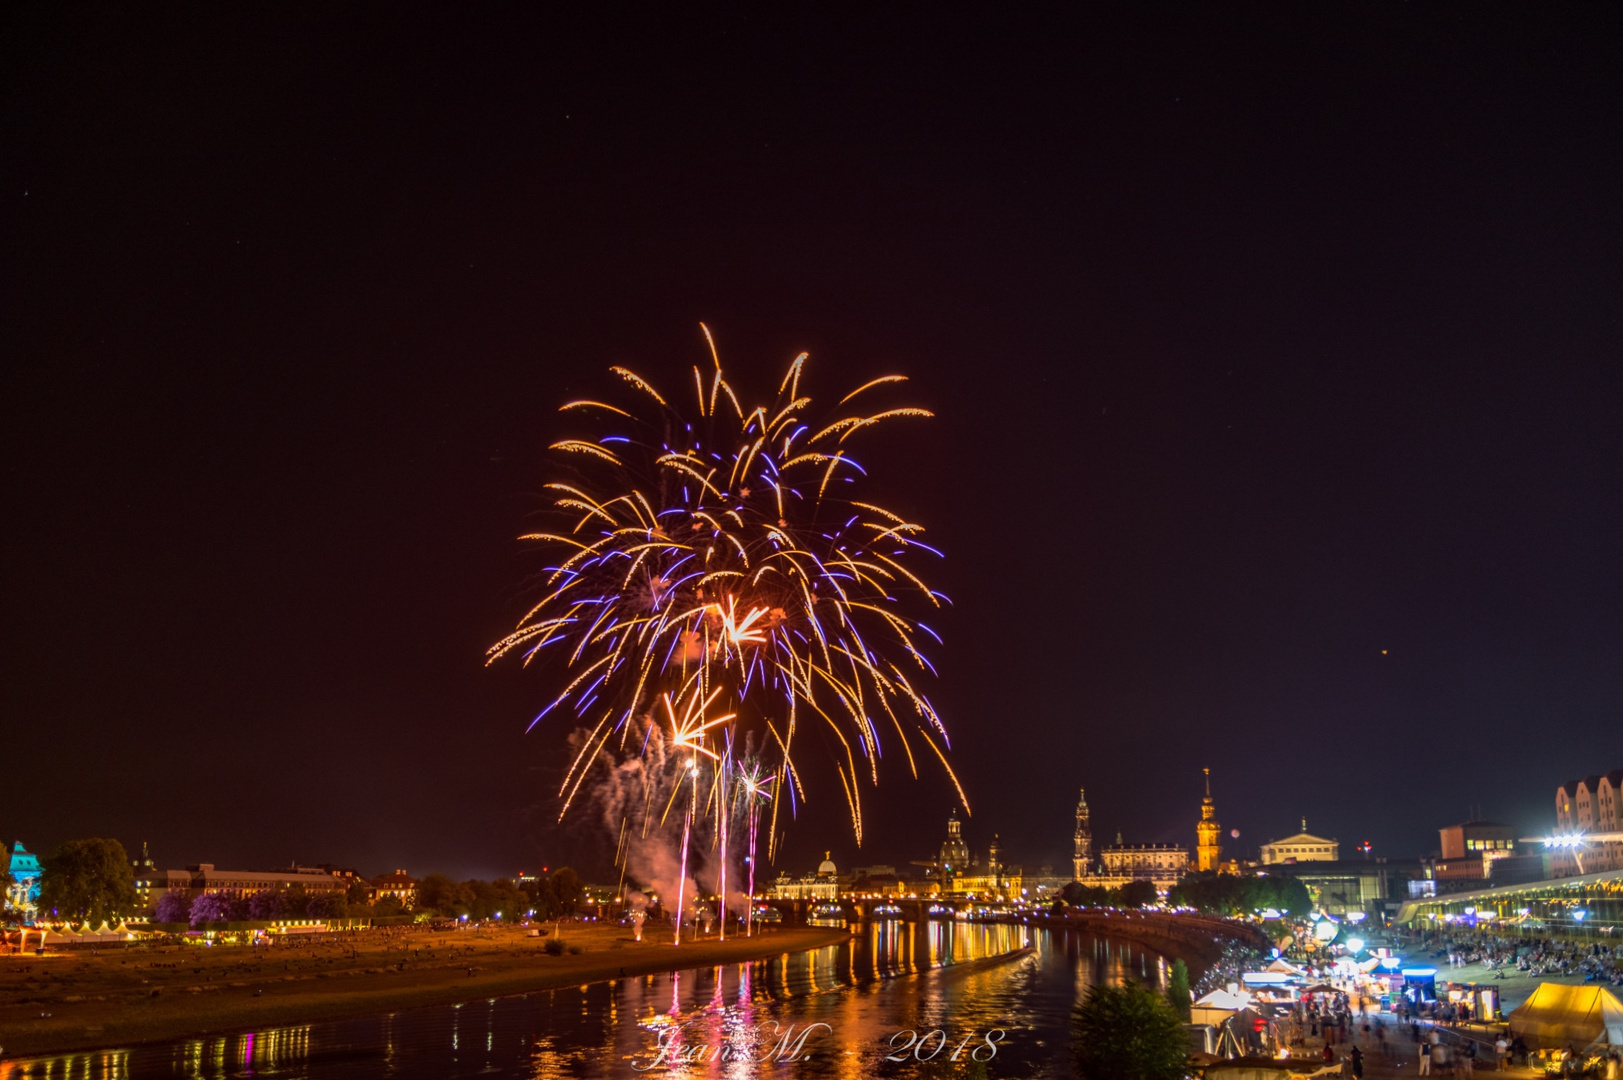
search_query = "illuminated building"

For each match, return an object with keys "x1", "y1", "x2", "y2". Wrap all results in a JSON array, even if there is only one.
[
  {"x1": 767, "y1": 852, "x2": 840, "y2": 900},
  {"x1": 939, "y1": 809, "x2": 971, "y2": 880},
  {"x1": 848, "y1": 864, "x2": 910, "y2": 896},
  {"x1": 950, "y1": 833, "x2": 1025, "y2": 900},
  {"x1": 1069, "y1": 786, "x2": 1187, "y2": 890},
  {"x1": 1073, "y1": 789, "x2": 1093, "y2": 879},
  {"x1": 3, "y1": 842, "x2": 42, "y2": 922},
  {"x1": 914, "y1": 813, "x2": 1024, "y2": 899},
  {"x1": 1196, "y1": 768, "x2": 1223, "y2": 872},
  {"x1": 1095, "y1": 836, "x2": 1188, "y2": 890},
  {"x1": 1430, "y1": 821, "x2": 1522, "y2": 884},
  {"x1": 134, "y1": 862, "x2": 348, "y2": 910},
  {"x1": 1259, "y1": 821, "x2": 1340, "y2": 864},
  {"x1": 369, "y1": 870, "x2": 418, "y2": 906},
  {"x1": 1553, "y1": 770, "x2": 1623, "y2": 877}
]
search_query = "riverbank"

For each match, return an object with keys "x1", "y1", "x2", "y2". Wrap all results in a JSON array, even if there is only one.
[{"x1": 0, "y1": 923, "x2": 849, "y2": 1060}]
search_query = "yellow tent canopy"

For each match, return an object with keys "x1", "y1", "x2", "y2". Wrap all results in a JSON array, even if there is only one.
[{"x1": 1507, "y1": 983, "x2": 1623, "y2": 1051}]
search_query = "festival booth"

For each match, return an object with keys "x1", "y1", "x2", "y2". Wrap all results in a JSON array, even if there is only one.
[
  {"x1": 1241, "y1": 972, "x2": 1300, "y2": 1006},
  {"x1": 1193, "y1": 988, "x2": 1255, "y2": 1027},
  {"x1": 1443, "y1": 982, "x2": 1500, "y2": 1022},
  {"x1": 1398, "y1": 966, "x2": 1439, "y2": 1005},
  {"x1": 1507, "y1": 984, "x2": 1623, "y2": 1052}
]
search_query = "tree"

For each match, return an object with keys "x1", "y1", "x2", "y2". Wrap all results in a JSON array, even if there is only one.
[
  {"x1": 1114, "y1": 880, "x2": 1158, "y2": 908},
  {"x1": 1166, "y1": 958, "x2": 1192, "y2": 1020},
  {"x1": 1166, "y1": 873, "x2": 1316, "y2": 918},
  {"x1": 249, "y1": 890, "x2": 289, "y2": 920},
  {"x1": 548, "y1": 868, "x2": 583, "y2": 915},
  {"x1": 305, "y1": 891, "x2": 347, "y2": 919},
  {"x1": 37, "y1": 839, "x2": 140, "y2": 924},
  {"x1": 372, "y1": 894, "x2": 405, "y2": 917},
  {"x1": 417, "y1": 873, "x2": 472, "y2": 917},
  {"x1": 190, "y1": 892, "x2": 236, "y2": 926},
  {"x1": 1274, "y1": 878, "x2": 1313, "y2": 916},
  {"x1": 154, "y1": 891, "x2": 192, "y2": 924},
  {"x1": 1071, "y1": 981, "x2": 1190, "y2": 1080},
  {"x1": 346, "y1": 878, "x2": 372, "y2": 906},
  {"x1": 1062, "y1": 881, "x2": 1111, "y2": 907}
]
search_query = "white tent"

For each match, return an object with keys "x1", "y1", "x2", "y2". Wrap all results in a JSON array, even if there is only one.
[{"x1": 1193, "y1": 988, "x2": 1255, "y2": 1026}]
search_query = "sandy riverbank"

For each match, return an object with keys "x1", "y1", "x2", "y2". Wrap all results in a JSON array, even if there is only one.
[{"x1": 0, "y1": 923, "x2": 849, "y2": 1060}]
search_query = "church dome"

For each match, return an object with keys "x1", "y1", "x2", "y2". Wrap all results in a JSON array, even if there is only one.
[{"x1": 817, "y1": 852, "x2": 836, "y2": 876}]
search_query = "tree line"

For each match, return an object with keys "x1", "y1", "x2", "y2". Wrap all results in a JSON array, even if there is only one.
[
  {"x1": 8, "y1": 837, "x2": 586, "y2": 927},
  {"x1": 1058, "y1": 878, "x2": 1160, "y2": 908},
  {"x1": 1165, "y1": 872, "x2": 1313, "y2": 916}
]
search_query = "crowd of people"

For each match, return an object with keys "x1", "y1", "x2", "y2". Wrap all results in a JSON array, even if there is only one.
[
  {"x1": 1405, "y1": 927, "x2": 1623, "y2": 986},
  {"x1": 1193, "y1": 939, "x2": 1268, "y2": 997}
]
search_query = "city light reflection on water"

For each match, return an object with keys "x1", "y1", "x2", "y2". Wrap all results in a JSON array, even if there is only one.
[{"x1": 0, "y1": 924, "x2": 1165, "y2": 1080}]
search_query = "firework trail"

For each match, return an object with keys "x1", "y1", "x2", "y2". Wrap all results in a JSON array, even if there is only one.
[{"x1": 490, "y1": 326, "x2": 965, "y2": 928}]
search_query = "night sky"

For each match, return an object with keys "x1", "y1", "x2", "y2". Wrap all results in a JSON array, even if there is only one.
[{"x1": 4, "y1": 7, "x2": 1620, "y2": 883}]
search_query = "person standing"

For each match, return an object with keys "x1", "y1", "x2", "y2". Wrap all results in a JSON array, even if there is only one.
[
  {"x1": 1420, "y1": 1039, "x2": 1433, "y2": 1076},
  {"x1": 1351, "y1": 1046, "x2": 1365, "y2": 1079}
]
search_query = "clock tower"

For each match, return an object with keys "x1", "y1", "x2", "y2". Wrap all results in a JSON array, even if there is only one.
[{"x1": 1196, "y1": 768, "x2": 1223, "y2": 872}]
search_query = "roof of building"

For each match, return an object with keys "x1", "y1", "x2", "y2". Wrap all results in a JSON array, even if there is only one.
[
  {"x1": 1263, "y1": 832, "x2": 1339, "y2": 846},
  {"x1": 1562, "y1": 771, "x2": 1623, "y2": 795},
  {"x1": 372, "y1": 870, "x2": 418, "y2": 886}
]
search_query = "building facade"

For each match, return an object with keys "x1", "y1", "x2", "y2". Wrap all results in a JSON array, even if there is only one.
[
  {"x1": 134, "y1": 863, "x2": 347, "y2": 911},
  {"x1": 768, "y1": 853, "x2": 840, "y2": 901},
  {"x1": 939, "y1": 811, "x2": 971, "y2": 880},
  {"x1": 1432, "y1": 821, "x2": 1521, "y2": 884},
  {"x1": 370, "y1": 870, "x2": 418, "y2": 906},
  {"x1": 950, "y1": 834, "x2": 1025, "y2": 900},
  {"x1": 1260, "y1": 824, "x2": 1340, "y2": 864},
  {"x1": 1196, "y1": 768, "x2": 1223, "y2": 873},
  {"x1": 1554, "y1": 770, "x2": 1623, "y2": 878},
  {"x1": 1270, "y1": 858, "x2": 1421, "y2": 918},
  {"x1": 1094, "y1": 841, "x2": 1189, "y2": 889},
  {"x1": 1073, "y1": 789, "x2": 1093, "y2": 880}
]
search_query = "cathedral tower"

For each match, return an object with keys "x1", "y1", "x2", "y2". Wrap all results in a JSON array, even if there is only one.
[
  {"x1": 939, "y1": 809, "x2": 970, "y2": 881},
  {"x1": 1073, "y1": 788, "x2": 1093, "y2": 879},
  {"x1": 1196, "y1": 767, "x2": 1222, "y2": 872}
]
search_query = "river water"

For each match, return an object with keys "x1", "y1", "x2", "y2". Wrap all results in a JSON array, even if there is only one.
[{"x1": 0, "y1": 920, "x2": 1169, "y2": 1080}]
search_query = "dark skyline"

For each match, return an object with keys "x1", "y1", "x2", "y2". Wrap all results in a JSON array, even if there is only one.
[{"x1": 4, "y1": 7, "x2": 1620, "y2": 882}]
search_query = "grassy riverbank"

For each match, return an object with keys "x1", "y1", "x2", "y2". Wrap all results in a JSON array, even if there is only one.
[{"x1": 0, "y1": 923, "x2": 849, "y2": 1060}]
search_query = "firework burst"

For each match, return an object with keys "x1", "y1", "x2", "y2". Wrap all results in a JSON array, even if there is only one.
[{"x1": 489, "y1": 326, "x2": 966, "y2": 863}]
